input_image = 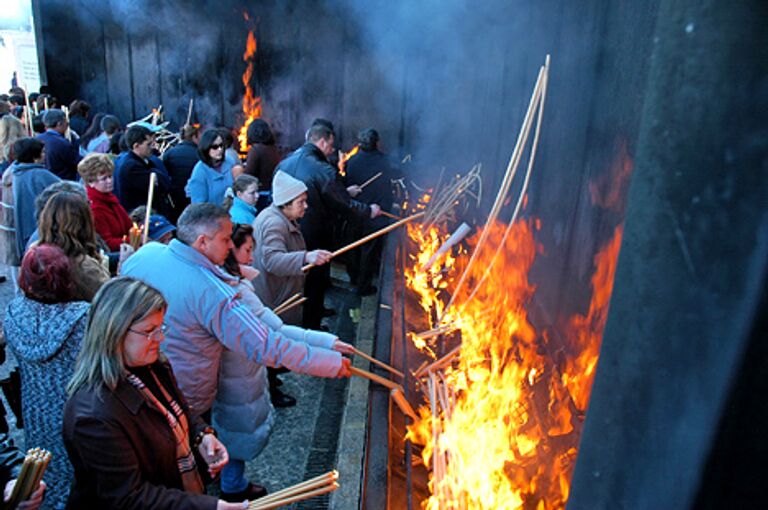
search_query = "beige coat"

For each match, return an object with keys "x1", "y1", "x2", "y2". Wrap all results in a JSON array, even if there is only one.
[{"x1": 251, "y1": 204, "x2": 307, "y2": 325}]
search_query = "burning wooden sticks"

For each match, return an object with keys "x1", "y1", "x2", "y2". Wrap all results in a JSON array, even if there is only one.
[
  {"x1": 248, "y1": 470, "x2": 339, "y2": 509},
  {"x1": 302, "y1": 212, "x2": 425, "y2": 271},
  {"x1": 7, "y1": 448, "x2": 51, "y2": 508}
]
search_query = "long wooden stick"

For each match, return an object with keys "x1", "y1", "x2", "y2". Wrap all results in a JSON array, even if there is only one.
[
  {"x1": 391, "y1": 387, "x2": 418, "y2": 421},
  {"x1": 275, "y1": 297, "x2": 307, "y2": 316},
  {"x1": 462, "y1": 55, "x2": 550, "y2": 307},
  {"x1": 379, "y1": 210, "x2": 400, "y2": 220},
  {"x1": 250, "y1": 482, "x2": 339, "y2": 509},
  {"x1": 21, "y1": 86, "x2": 33, "y2": 136},
  {"x1": 250, "y1": 471, "x2": 337, "y2": 507},
  {"x1": 359, "y1": 171, "x2": 382, "y2": 190},
  {"x1": 273, "y1": 293, "x2": 301, "y2": 314},
  {"x1": 302, "y1": 212, "x2": 425, "y2": 271},
  {"x1": 349, "y1": 366, "x2": 402, "y2": 392},
  {"x1": 351, "y1": 347, "x2": 404, "y2": 378},
  {"x1": 186, "y1": 98, "x2": 194, "y2": 126},
  {"x1": 142, "y1": 172, "x2": 157, "y2": 245},
  {"x1": 440, "y1": 60, "x2": 547, "y2": 322}
]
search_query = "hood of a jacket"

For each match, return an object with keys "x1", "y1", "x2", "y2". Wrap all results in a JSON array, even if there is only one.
[{"x1": 3, "y1": 297, "x2": 89, "y2": 362}]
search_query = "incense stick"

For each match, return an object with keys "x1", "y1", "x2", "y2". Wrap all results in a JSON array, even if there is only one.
[
  {"x1": 302, "y1": 212, "x2": 425, "y2": 271},
  {"x1": 351, "y1": 347, "x2": 404, "y2": 378},
  {"x1": 359, "y1": 171, "x2": 382, "y2": 190}
]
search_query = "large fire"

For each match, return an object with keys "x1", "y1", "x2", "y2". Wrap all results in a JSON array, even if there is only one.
[
  {"x1": 237, "y1": 13, "x2": 262, "y2": 153},
  {"x1": 404, "y1": 213, "x2": 624, "y2": 509}
]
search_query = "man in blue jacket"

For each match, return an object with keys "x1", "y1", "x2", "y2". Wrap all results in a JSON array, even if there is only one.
[
  {"x1": 122, "y1": 203, "x2": 350, "y2": 415},
  {"x1": 36, "y1": 109, "x2": 80, "y2": 180}
]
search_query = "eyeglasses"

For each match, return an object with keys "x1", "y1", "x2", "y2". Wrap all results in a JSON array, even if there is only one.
[
  {"x1": 127, "y1": 323, "x2": 167, "y2": 342},
  {"x1": 210, "y1": 143, "x2": 224, "y2": 150}
]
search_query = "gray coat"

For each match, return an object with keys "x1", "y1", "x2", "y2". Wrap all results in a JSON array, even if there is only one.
[
  {"x1": 212, "y1": 279, "x2": 336, "y2": 460},
  {"x1": 251, "y1": 204, "x2": 308, "y2": 325}
]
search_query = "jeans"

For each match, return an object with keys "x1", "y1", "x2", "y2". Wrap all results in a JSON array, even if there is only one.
[{"x1": 221, "y1": 458, "x2": 249, "y2": 493}]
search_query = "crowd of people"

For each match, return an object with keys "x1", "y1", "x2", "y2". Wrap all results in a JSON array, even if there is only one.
[{"x1": 0, "y1": 86, "x2": 402, "y2": 509}]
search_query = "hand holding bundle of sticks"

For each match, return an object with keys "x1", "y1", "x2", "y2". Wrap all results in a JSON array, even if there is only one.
[
  {"x1": 7, "y1": 448, "x2": 50, "y2": 508},
  {"x1": 247, "y1": 470, "x2": 339, "y2": 509}
]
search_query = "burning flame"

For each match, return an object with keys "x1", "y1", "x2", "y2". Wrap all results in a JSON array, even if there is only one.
[
  {"x1": 338, "y1": 145, "x2": 359, "y2": 177},
  {"x1": 404, "y1": 216, "x2": 624, "y2": 509},
  {"x1": 237, "y1": 16, "x2": 262, "y2": 153}
]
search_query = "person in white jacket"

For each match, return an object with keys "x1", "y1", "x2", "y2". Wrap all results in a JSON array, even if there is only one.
[{"x1": 212, "y1": 223, "x2": 354, "y2": 501}]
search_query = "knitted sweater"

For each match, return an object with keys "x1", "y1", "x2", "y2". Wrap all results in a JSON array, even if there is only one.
[{"x1": 3, "y1": 297, "x2": 89, "y2": 510}]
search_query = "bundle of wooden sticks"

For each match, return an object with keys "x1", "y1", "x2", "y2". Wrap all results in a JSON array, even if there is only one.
[
  {"x1": 7, "y1": 448, "x2": 51, "y2": 508},
  {"x1": 248, "y1": 470, "x2": 339, "y2": 509}
]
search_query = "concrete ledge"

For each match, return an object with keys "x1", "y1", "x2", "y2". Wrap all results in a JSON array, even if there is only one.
[{"x1": 331, "y1": 293, "x2": 377, "y2": 509}]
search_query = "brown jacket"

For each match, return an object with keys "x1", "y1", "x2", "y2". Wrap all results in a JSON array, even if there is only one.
[
  {"x1": 251, "y1": 204, "x2": 307, "y2": 325},
  {"x1": 71, "y1": 253, "x2": 110, "y2": 302}
]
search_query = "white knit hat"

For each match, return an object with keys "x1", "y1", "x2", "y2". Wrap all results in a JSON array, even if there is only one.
[{"x1": 272, "y1": 170, "x2": 308, "y2": 206}]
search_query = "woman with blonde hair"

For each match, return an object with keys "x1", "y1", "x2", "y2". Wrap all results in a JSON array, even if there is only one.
[
  {"x1": 37, "y1": 191, "x2": 109, "y2": 301},
  {"x1": 63, "y1": 277, "x2": 245, "y2": 509},
  {"x1": 78, "y1": 153, "x2": 132, "y2": 251}
]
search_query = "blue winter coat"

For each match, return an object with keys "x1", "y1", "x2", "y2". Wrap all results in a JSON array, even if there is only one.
[
  {"x1": 212, "y1": 279, "x2": 337, "y2": 460},
  {"x1": 3, "y1": 297, "x2": 89, "y2": 510},
  {"x1": 121, "y1": 239, "x2": 342, "y2": 416},
  {"x1": 185, "y1": 159, "x2": 234, "y2": 207},
  {"x1": 8, "y1": 162, "x2": 61, "y2": 259},
  {"x1": 228, "y1": 196, "x2": 257, "y2": 226}
]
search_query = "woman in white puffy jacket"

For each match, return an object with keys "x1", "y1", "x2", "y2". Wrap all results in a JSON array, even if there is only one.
[{"x1": 211, "y1": 223, "x2": 354, "y2": 501}]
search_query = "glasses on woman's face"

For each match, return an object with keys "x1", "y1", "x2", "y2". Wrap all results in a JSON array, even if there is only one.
[
  {"x1": 127, "y1": 323, "x2": 167, "y2": 342},
  {"x1": 210, "y1": 143, "x2": 224, "y2": 150}
]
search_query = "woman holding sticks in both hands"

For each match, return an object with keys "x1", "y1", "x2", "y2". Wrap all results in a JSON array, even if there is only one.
[
  {"x1": 63, "y1": 278, "x2": 247, "y2": 509},
  {"x1": 212, "y1": 223, "x2": 353, "y2": 502}
]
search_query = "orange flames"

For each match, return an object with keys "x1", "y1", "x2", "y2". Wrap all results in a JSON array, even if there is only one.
[
  {"x1": 403, "y1": 211, "x2": 624, "y2": 508},
  {"x1": 237, "y1": 16, "x2": 262, "y2": 153},
  {"x1": 338, "y1": 145, "x2": 360, "y2": 177}
]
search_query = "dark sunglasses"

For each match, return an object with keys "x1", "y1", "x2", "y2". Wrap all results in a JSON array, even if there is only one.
[{"x1": 210, "y1": 143, "x2": 224, "y2": 150}]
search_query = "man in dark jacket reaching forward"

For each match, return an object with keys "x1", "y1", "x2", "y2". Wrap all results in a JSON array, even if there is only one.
[{"x1": 277, "y1": 122, "x2": 381, "y2": 329}]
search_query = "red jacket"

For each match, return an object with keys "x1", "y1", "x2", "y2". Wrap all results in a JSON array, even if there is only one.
[{"x1": 87, "y1": 186, "x2": 132, "y2": 251}]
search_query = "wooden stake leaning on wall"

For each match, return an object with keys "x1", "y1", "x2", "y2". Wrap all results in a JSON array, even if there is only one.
[
  {"x1": 440, "y1": 58, "x2": 548, "y2": 323},
  {"x1": 302, "y1": 212, "x2": 425, "y2": 271},
  {"x1": 462, "y1": 55, "x2": 550, "y2": 308},
  {"x1": 142, "y1": 172, "x2": 157, "y2": 245}
]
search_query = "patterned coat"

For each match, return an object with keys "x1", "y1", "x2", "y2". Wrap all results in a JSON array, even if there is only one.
[{"x1": 3, "y1": 297, "x2": 89, "y2": 510}]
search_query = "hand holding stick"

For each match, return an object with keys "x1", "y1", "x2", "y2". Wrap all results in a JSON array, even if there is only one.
[{"x1": 302, "y1": 212, "x2": 425, "y2": 271}]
